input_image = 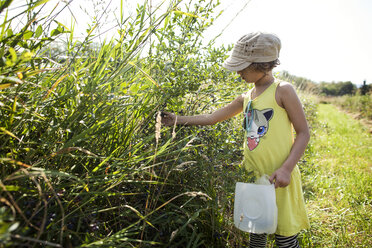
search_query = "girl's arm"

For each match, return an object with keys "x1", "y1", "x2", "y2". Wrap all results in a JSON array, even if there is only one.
[
  {"x1": 162, "y1": 95, "x2": 244, "y2": 126},
  {"x1": 269, "y1": 83, "x2": 310, "y2": 188}
]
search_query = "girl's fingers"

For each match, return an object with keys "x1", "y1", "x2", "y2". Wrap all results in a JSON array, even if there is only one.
[
  {"x1": 269, "y1": 173, "x2": 276, "y2": 184},
  {"x1": 269, "y1": 172, "x2": 280, "y2": 188},
  {"x1": 161, "y1": 111, "x2": 170, "y2": 117},
  {"x1": 160, "y1": 112, "x2": 176, "y2": 126},
  {"x1": 275, "y1": 181, "x2": 280, "y2": 188}
]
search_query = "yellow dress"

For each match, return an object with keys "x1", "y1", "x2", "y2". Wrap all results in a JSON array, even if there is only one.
[{"x1": 242, "y1": 81, "x2": 310, "y2": 236}]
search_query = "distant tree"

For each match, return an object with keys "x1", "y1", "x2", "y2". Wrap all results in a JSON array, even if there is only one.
[
  {"x1": 360, "y1": 80, "x2": 371, "y2": 95},
  {"x1": 319, "y1": 82, "x2": 336, "y2": 96},
  {"x1": 338, "y1": 81, "x2": 356, "y2": 95},
  {"x1": 319, "y1": 81, "x2": 356, "y2": 96}
]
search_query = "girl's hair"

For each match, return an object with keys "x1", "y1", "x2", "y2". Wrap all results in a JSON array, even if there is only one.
[{"x1": 249, "y1": 59, "x2": 280, "y2": 72}]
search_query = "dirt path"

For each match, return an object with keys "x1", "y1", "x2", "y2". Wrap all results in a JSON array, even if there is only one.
[{"x1": 333, "y1": 104, "x2": 372, "y2": 133}]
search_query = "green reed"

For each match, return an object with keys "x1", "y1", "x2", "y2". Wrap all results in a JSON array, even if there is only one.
[
  {"x1": 0, "y1": 0, "x2": 250, "y2": 247},
  {"x1": 1, "y1": 1, "x2": 337, "y2": 247}
]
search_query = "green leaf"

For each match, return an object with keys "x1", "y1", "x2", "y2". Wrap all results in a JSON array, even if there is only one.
[
  {"x1": 34, "y1": 25, "x2": 42, "y2": 38},
  {"x1": 8, "y1": 47, "x2": 16, "y2": 62},
  {"x1": 20, "y1": 51, "x2": 33, "y2": 61},
  {"x1": 50, "y1": 28, "x2": 61, "y2": 37},
  {"x1": 53, "y1": 20, "x2": 70, "y2": 31},
  {"x1": 4, "y1": 185, "x2": 21, "y2": 191},
  {"x1": 164, "y1": 15, "x2": 170, "y2": 28},
  {"x1": 173, "y1": 10, "x2": 208, "y2": 20},
  {"x1": 6, "y1": 28, "x2": 12, "y2": 37},
  {"x1": 130, "y1": 83, "x2": 139, "y2": 94},
  {"x1": 23, "y1": 30, "x2": 33, "y2": 40}
]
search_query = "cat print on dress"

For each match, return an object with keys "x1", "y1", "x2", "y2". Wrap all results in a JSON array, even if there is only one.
[{"x1": 246, "y1": 108, "x2": 274, "y2": 151}]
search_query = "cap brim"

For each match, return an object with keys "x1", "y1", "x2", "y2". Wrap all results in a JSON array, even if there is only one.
[{"x1": 222, "y1": 56, "x2": 252, "y2": 72}]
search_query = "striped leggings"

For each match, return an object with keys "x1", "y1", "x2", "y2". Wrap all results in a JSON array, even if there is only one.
[{"x1": 249, "y1": 233, "x2": 300, "y2": 248}]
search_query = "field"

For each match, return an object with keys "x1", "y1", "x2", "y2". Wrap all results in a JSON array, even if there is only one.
[
  {"x1": 300, "y1": 103, "x2": 371, "y2": 247},
  {"x1": 1, "y1": 1, "x2": 371, "y2": 247},
  {"x1": 319, "y1": 95, "x2": 372, "y2": 132}
]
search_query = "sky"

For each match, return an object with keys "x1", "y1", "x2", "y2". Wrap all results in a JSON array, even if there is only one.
[
  {"x1": 6, "y1": 0, "x2": 372, "y2": 86},
  {"x1": 206, "y1": 0, "x2": 372, "y2": 85}
]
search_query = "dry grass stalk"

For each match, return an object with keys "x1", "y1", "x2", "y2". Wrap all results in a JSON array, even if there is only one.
[{"x1": 155, "y1": 111, "x2": 162, "y2": 145}]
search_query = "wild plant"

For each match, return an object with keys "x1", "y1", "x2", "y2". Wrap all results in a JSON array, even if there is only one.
[{"x1": 0, "y1": 0, "x2": 250, "y2": 247}]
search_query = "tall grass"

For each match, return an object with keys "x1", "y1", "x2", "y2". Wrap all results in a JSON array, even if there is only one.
[
  {"x1": 0, "y1": 0, "x2": 253, "y2": 247},
  {"x1": 330, "y1": 94, "x2": 372, "y2": 120},
  {"x1": 1, "y1": 1, "x2": 347, "y2": 247},
  {"x1": 300, "y1": 103, "x2": 371, "y2": 247}
]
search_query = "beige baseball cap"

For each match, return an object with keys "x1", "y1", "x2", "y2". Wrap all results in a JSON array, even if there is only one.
[{"x1": 222, "y1": 32, "x2": 281, "y2": 71}]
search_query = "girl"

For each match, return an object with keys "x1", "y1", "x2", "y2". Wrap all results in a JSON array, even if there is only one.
[{"x1": 161, "y1": 32, "x2": 310, "y2": 248}]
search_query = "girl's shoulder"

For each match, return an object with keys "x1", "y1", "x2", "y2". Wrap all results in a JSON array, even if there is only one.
[
  {"x1": 276, "y1": 80, "x2": 297, "y2": 96},
  {"x1": 275, "y1": 80, "x2": 300, "y2": 108}
]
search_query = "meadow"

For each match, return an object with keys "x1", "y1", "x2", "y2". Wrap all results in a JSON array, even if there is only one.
[
  {"x1": 1, "y1": 1, "x2": 371, "y2": 247},
  {"x1": 299, "y1": 103, "x2": 371, "y2": 247},
  {"x1": 322, "y1": 95, "x2": 372, "y2": 124}
]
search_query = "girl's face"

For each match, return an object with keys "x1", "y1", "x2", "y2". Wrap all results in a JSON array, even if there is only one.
[{"x1": 237, "y1": 66, "x2": 264, "y2": 83}]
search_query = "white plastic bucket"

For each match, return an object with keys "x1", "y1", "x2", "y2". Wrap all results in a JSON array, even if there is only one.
[{"x1": 233, "y1": 175, "x2": 278, "y2": 234}]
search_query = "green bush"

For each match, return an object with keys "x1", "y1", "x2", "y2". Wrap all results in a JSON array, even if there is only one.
[
  {"x1": 0, "y1": 1, "x2": 320, "y2": 247},
  {"x1": 329, "y1": 94, "x2": 372, "y2": 120},
  {"x1": 0, "y1": 1, "x2": 250, "y2": 247},
  {"x1": 340, "y1": 95, "x2": 372, "y2": 120}
]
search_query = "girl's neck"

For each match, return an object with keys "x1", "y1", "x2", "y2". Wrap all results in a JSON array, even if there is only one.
[
  {"x1": 254, "y1": 72, "x2": 275, "y2": 89},
  {"x1": 250, "y1": 72, "x2": 275, "y2": 100}
]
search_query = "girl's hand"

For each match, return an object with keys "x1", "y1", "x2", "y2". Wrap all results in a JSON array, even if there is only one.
[
  {"x1": 269, "y1": 167, "x2": 291, "y2": 188},
  {"x1": 161, "y1": 111, "x2": 177, "y2": 126}
]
